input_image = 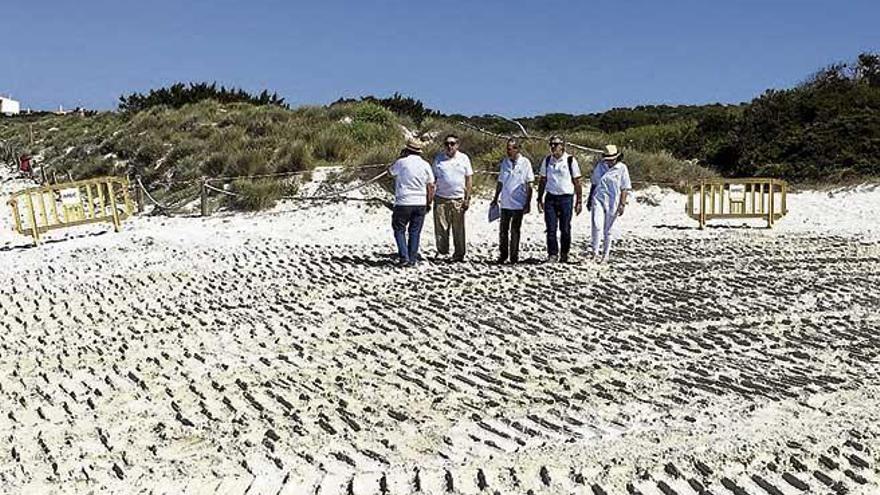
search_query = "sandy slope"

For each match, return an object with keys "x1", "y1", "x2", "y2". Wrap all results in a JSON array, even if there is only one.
[{"x1": 1, "y1": 170, "x2": 879, "y2": 494}]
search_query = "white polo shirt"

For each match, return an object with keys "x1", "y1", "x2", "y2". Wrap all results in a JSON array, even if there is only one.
[
  {"x1": 498, "y1": 155, "x2": 534, "y2": 210},
  {"x1": 432, "y1": 151, "x2": 473, "y2": 199},
  {"x1": 539, "y1": 153, "x2": 581, "y2": 195},
  {"x1": 390, "y1": 155, "x2": 435, "y2": 206}
]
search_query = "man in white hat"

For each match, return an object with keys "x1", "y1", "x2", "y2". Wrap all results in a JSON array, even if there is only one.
[
  {"x1": 588, "y1": 144, "x2": 632, "y2": 262},
  {"x1": 431, "y1": 134, "x2": 473, "y2": 262},
  {"x1": 389, "y1": 138, "x2": 435, "y2": 266}
]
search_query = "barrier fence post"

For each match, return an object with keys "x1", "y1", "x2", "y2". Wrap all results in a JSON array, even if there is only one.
[
  {"x1": 201, "y1": 178, "x2": 210, "y2": 217},
  {"x1": 135, "y1": 175, "x2": 145, "y2": 214},
  {"x1": 108, "y1": 180, "x2": 122, "y2": 232},
  {"x1": 25, "y1": 192, "x2": 40, "y2": 245},
  {"x1": 699, "y1": 182, "x2": 706, "y2": 229}
]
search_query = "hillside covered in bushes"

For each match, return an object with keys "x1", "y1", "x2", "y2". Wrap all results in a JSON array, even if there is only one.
[
  {"x1": 0, "y1": 89, "x2": 711, "y2": 211},
  {"x1": 475, "y1": 52, "x2": 880, "y2": 181},
  {"x1": 1, "y1": 52, "x2": 876, "y2": 211}
]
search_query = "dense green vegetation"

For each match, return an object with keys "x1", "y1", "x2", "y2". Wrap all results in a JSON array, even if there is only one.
[
  {"x1": 332, "y1": 93, "x2": 440, "y2": 126},
  {"x1": 118, "y1": 82, "x2": 287, "y2": 113},
  {"x1": 1, "y1": 52, "x2": 876, "y2": 211},
  {"x1": 474, "y1": 52, "x2": 879, "y2": 181}
]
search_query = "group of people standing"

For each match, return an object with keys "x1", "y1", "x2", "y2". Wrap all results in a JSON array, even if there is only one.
[{"x1": 388, "y1": 134, "x2": 632, "y2": 267}]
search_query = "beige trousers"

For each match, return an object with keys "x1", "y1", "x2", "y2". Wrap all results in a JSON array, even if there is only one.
[{"x1": 434, "y1": 197, "x2": 466, "y2": 259}]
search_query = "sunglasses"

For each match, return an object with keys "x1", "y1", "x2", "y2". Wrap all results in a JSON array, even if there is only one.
[
  {"x1": 550, "y1": 142, "x2": 564, "y2": 147},
  {"x1": 445, "y1": 141, "x2": 458, "y2": 146}
]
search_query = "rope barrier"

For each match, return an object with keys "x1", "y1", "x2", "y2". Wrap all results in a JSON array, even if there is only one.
[
  {"x1": 207, "y1": 162, "x2": 391, "y2": 183},
  {"x1": 138, "y1": 160, "x2": 694, "y2": 217},
  {"x1": 457, "y1": 120, "x2": 605, "y2": 154},
  {"x1": 202, "y1": 169, "x2": 393, "y2": 207},
  {"x1": 137, "y1": 177, "x2": 199, "y2": 212},
  {"x1": 203, "y1": 182, "x2": 240, "y2": 197}
]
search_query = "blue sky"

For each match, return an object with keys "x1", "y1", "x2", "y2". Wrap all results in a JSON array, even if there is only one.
[{"x1": 2, "y1": 0, "x2": 877, "y2": 116}]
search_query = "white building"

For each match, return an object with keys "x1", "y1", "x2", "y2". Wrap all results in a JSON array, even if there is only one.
[{"x1": 1, "y1": 96, "x2": 21, "y2": 115}]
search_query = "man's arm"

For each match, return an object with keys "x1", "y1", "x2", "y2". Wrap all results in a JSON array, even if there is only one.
[
  {"x1": 427, "y1": 183, "x2": 435, "y2": 207},
  {"x1": 574, "y1": 177, "x2": 583, "y2": 215},
  {"x1": 537, "y1": 177, "x2": 546, "y2": 213},
  {"x1": 618, "y1": 190, "x2": 629, "y2": 216},
  {"x1": 524, "y1": 181, "x2": 533, "y2": 214},
  {"x1": 464, "y1": 175, "x2": 473, "y2": 209},
  {"x1": 491, "y1": 181, "x2": 502, "y2": 204}
]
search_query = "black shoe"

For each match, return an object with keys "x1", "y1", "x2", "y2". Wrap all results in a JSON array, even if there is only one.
[
  {"x1": 560, "y1": 254, "x2": 569, "y2": 263},
  {"x1": 509, "y1": 257, "x2": 519, "y2": 264},
  {"x1": 451, "y1": 256, "x2": 464, "y2": 263},
  {"x1": 495, "y1": 257, "x2": 508, "y2": 265},
  {"x1": 546, "y1": 254, "x2": 559, "y2": 263}
]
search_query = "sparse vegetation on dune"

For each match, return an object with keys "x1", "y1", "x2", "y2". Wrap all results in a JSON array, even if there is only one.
[
  {"x1": 25, "y1": 49, "x2": 880, "y2": 210},
  {"x1": 0, "y1": 100, "x2": 406, "y2": 210},
  {"x1": 1, "y1": 96, "x2": 713, "y2": 211}
]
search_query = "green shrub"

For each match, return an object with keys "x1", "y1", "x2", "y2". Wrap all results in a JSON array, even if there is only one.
[
  {"x1": 313, "y1": 129, "x2": 355, "y2": 163},
  {"x1": 354, "y1": 103, "x2": 396, "y2": 126},
  {"x1": 225, "y1": 149, "x2": 270, "y2": 177},
  {"x1": 274, "y1": 141, "x2": 313, "y2": 173},
  {"x1": 227, "y1": 178, "x2": 283, "y2": 211}
]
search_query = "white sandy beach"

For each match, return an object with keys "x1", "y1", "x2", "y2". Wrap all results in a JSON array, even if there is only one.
[{"x1": 1, "y1": 170, "x2": 878, "y2": 494}]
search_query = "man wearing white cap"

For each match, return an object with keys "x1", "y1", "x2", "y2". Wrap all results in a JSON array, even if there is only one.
[
  {"x1": 588, "y1": 144, "x2": 632, "y2": 262},
  {"x1": 389, "y1": 138, "x2": 435, "y2": 266}
]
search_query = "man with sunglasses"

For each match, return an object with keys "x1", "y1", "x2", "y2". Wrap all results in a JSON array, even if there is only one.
[
  {"x1": 537, "y1": 135, "x2": 583, "y2": 263},
  {"x1": 431, "y1": 134, "x2": 473, "y2": 262}
]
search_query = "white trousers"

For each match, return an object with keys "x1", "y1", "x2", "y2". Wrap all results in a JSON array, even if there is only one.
[{"x1": 591, "y1": 203, "x2": 617, "y2": 257}]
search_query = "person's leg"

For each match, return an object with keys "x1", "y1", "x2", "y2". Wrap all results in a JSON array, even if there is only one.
[
  {"x1": 559, "y1": 195, "x2": 573, "y2": 261},
  {"x1": 408, "y1": 206, "x2": 427, "y2": 263},
  {"x1": 591, "y1": 203, "x2": 604, "y2": 257},
  {"x1": 433, "y1": 199, "x2": 450, "y2": 256},
  {"x1": 602, "y1": 206, "x2": 617, "y2": 260},
  {"x1": 510, "y1": 209, "x2": 524, "y2": 263},
  {"x1": 451, "y1": 199, "x2": 466, "y2": 260},
  {"x1": 544, "y1": 194, "x2": 559, "y2": 257},
  {"x1": 499, "y1": 208, "x2": 512, "y2": 262},
  {"x1": 392, "y1": 206, "x2": 410, "y2": 262}
]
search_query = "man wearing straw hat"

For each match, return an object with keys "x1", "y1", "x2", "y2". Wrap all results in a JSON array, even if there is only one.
[
  {"x1": 588, "y1": 144, "x2": 632, "y2": 263},
  {"x1": 389, "y1": 138, "x2": 435, "y2": 267}
]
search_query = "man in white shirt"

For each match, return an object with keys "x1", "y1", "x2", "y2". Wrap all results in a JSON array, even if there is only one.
[
  {"x1": 588, "y1": 144, "x2": 632, "y2": 263},
  {"x1": 389, "y1": 138, "x2": 435, "y2": 267},
  {"x1": 431, "y1": 134, "x2": 473, "y2": 262},
  {"x1": 491, "y1": 138, "x2": 534, "y2": 264},
  {"x1": 536, "y1": 135, "x2": 583, "y2": 263}
]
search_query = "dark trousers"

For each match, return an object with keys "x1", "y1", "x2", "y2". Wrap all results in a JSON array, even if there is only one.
[
  {"x1": 544, "y1": 193, "x2": 573, "y2": 256},
  {"x1": 392, "y1": 205, "x2": 427, "y2": 262},
  {"x1": 499, "y1": 208, "x2": 524, "y2": 262}
]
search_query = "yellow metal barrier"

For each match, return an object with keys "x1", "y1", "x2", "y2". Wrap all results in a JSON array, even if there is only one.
[
  {"x1": 7, "y1": 176, "x2": 134, "y2": 245},
  {"x1": 686, "y1": 178, "x2": 788, "y2": 229}
]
